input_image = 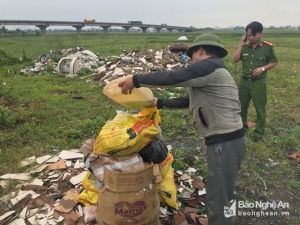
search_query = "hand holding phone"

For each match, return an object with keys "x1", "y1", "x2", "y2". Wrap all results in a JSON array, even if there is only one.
[{"x1": 243, "y1": 34, "x2": 248, "y2": 42}]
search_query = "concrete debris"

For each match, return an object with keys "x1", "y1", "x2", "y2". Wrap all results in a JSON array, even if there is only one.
[
  {"x1": 19, "y1": 47, "x2": 108, "y2": 76},
  {"x1": 19, "y1": 46, "x2": 191, "y2": 82},
  {"x1": 88, "y1": 47, "x2": 191, "y2": 86}
]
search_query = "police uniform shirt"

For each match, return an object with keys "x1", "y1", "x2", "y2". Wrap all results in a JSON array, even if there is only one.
[{"x1": 241, "y1": 41, "x2": 278, "y2": 79}]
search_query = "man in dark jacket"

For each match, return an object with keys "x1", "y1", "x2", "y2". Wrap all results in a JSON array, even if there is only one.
[{"x1": 119, "y1": 33, "x2": 246, "y2": 225}]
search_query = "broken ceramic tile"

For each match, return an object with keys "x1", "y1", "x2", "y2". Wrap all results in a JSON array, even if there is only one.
[
  {"x1": 19, "y1": 207, "x2": 28, "y2": 219},
  {"x1": 0, "y1": 173, "x2": 31, "y2": 181},
  {"x1": 48, "y1": 160, "x2": 67, "y2": 170},
  {"x1": 69, "y1": 171, "x2": 87, "y2": 186},
  {"x1": 54, "y1": 190, "x2": 79, "y2": 213},
  {"x1": 36, "y1": 155, "x2": 52, "y2": 164},
  {"x1": 26, "y1": 215, "x2": 36, "y2": 225},
  {"x1": 10, "y1": 191, "x2": 35, "y2": 205},
  {"x1": 179, "y1": 174, "x2": 190, "y2": 181},
  {"x1": 173, "y1": 211, "x2": 188, "y2": 225},
  {"x1": 198, "y1": 188, "x2": 206, "y2": 196},
  {"x1": 29, "y1": 164, "x2": 49, "y2": 174},
  {"x1": 185, "y1": 167, "x2": 196, "y2": 174},
  {"x1": 46, "y1": 156, "x2": 60, "y2": 163},
  {"x1": 191, "y1": 176, "x2": 205, "y2": 190},
  {"x1": 58, "y1": 150, "x2": 83, "y2": 160},
  {"x1": 0, "y1": 211, "x2": 16, "y2": 222},
  {"x1": 29, "y1": 179, "x2": 44, "y2": 186},
  {"x1": 7, "y1": 218, "x2": 26, "y2": 225}
]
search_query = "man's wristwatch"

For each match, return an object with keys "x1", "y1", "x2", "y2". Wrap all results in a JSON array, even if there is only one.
[{"x1": 261, "y1": 67, "x2": 266, "y2": 72}]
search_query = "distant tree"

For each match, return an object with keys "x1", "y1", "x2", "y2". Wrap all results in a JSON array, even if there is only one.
[
  {"x1": 35, "y1": 30, "x2": 41, "y2": 36},
  {"x1": 1, "y1": 26, "x2": 8, "y2": 34},
  {"x1": 233, "y1": 26, "x2": 244, "y2": 30}
]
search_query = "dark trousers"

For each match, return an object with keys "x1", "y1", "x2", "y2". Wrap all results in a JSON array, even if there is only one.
[{"x1": 206, "y1": 136, "x2": 246, "y2": 225}]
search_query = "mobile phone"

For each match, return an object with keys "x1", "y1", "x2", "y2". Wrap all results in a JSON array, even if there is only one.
[{"x1": 244, "y1": 33, "x2": 248, "y2": 42}]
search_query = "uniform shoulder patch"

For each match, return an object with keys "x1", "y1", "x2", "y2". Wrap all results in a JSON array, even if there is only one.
[{"x1": 263, "y1": 40, "x2": 273, "y2": 46}]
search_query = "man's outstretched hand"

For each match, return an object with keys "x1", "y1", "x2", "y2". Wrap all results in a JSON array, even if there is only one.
[{"x1": 118, "y1": 75, "x2": 134, "y2": 94}]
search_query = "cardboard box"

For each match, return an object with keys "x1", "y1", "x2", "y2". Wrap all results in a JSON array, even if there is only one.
[
  {"x1": 96, "y1": 163, "x2": 160, "y2": 225},
  {"x1": 104, "y1": 163, "x2": 153, "y2": 192}
]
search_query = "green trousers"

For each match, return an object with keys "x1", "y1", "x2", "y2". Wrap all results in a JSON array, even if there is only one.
[{"x1": 238, "y1": 78, "x2": 267, "y2": 137}]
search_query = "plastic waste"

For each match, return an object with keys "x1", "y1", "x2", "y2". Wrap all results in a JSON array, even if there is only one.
[
  {"x1": 94, "y1": 179, "x2": 104, "y2": 191},
  {"x1": 105, "y1": 154, "x2": 145, "y2": 172},
  {"x1": 138, "y1": 138, "x2": 168, "y2": 164},
  {"x1": 103, "y1": 76, "x2": 153, "y2": 109}
]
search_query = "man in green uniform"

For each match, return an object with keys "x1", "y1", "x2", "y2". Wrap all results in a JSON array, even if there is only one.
[{"x1": 232, "y1": 21, "x2": 278, "y2": 142}]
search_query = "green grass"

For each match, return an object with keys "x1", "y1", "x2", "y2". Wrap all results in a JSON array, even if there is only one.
[{"x1": 0, "y1": 30, "x2": 300, "y2": 222}]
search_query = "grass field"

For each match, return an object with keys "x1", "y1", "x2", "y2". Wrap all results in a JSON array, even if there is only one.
[{"x1": 1, "y1": 30, "x2": 300, "y2": 224}]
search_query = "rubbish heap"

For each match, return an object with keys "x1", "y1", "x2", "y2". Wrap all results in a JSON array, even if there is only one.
[
  {"x1": 18, "y1": 44, "x2": 191, "y2": 81},
  {"x1": 19, "y1": 47, "x2": 108, "y2": 75},
  {"x1": 0, "y1": 109, "x2": 207, "y2": 225},
  {"x1": 0, "y1": 139, "x2": 205, "y2": 225},
  {"x1": 90, "y1": 46, "x2": 191, "y2": 86},
  {"x1": 2, "y1": 45, "x2": 210, "y2": 225}
]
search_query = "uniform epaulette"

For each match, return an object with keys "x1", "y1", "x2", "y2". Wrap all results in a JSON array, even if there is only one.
[{"x1": 263, "y1": 40, "x2": 273, "y2": 46}]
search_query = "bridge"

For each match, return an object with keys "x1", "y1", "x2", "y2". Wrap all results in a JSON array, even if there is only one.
[{"x1": 0, "y1": 20, "x2": 197, "y2": 36}]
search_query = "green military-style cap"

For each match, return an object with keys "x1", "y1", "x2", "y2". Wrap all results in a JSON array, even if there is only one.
[{"x1": 186, "y1": 33, "x2": 228, "y2": 58}]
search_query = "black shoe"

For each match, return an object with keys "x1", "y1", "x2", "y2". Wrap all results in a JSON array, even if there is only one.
[{"x1": 252, "y1": 136, "x2": 262, "y2": 142}]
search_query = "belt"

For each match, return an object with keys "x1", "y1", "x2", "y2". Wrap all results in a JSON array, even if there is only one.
[{"x1": 242, "y1": 76, "x2": 263, "y2": 81}]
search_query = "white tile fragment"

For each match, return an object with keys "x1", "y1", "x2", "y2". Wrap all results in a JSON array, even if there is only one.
[
  {"x1": 0, "y1": 173, "x2": 31, "y2": 181},
  {"x1": 65, "y1": 160, "x2": 72, "y2": 167},
  {"x1": 38, "y1": 217, "x2": 47, "y2": 225},
  {"x1": 55, "y1": 215, "x2": 64, "y2": 223},
  {"x1": 77, "y1": 205, "x2": 83, "y2": 217},
  {"x1": 69, "y1": 171, "x2": 86, "y2": 185},
  {"x1": 19, "y1": 206, "x2": 28, "y2": 219},
  {"x1": 27, "y1": 216, "x2": 36, "y2": 225},
  {"x1": 10, "y1": 191, "x2": 36, "y2": 205},
  {"x1": 58, "y1": 150, "x2": 83, "y2": 160},
  {"x1": 198, "y1": 188, "x2": 206, "y2": 196},
  {"x1": 48, "y1": 219, "x2": 57, "y2": 225},
  {"x1": 8, "y1": 218, "x2": 26, "y2": 225},
  {"x1": 28, "y1": 179, "x2": 44, "y2": 186},
  {"x1": 0, "y1": 211, "x2": 16, "y2": 221},
  {"x1": 36, "y1": 155, "x2": 52, "y2": 164},
  {"x1": 30, "y1": 164, "x2": 49, "y2": 174},
  {"x1": 46, "y1": 155, "x2": 60, "y2": 163}
]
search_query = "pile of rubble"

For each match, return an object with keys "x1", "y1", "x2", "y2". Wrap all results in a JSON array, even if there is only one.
[
  {"x1": 89, "y1": 45, "x2": 191, "y2": 85},
  {"x1": 0, "y1": 139, "x2": 208, "y2": 225},
  {"x1": 19, "y1": 47, "x2": 108, "y2": 75},
  {"x1": 18, "y1": 44, "x2": 191, "y2": 84}
]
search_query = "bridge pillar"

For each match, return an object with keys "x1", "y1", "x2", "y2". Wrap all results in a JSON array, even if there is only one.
[
  {"x1": 72, "y1": 25, "x2": 84, "y2": 35},
  {"x1": 122, "y1": 27, "x2": 130, "y2": 33},
  {"x1": 177, "y1": 29, "x2": 184, "y2": 32},
  {"x1": 167, "y1": 28, "x2": 173, "y2": 33},
  {"x1": 141, "y1": 27, "x2": 147, "y2": 33},
  {"x1": 101, "y1": 26, "x2": 110, "y2": 33},
  {"x1": 156, "y1": 28, "x2": 161, "y2": 33},
  {"x1": 36, "y1": 25, "x2": 48, "y2": 36}
]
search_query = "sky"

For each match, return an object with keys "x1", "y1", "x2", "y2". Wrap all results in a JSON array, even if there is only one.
[{"x1": 0, "y1": 0, "x2": 299, "y2": 29}]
